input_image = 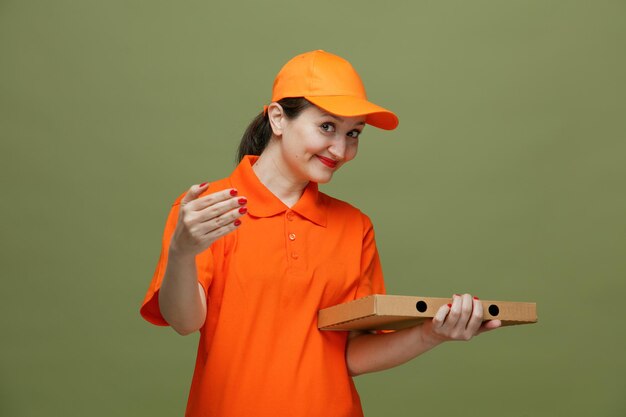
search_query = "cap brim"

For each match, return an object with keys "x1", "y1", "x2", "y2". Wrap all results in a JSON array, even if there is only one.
[{"x1": 305, "y1": 96, "x2": 399, "y2": 130}]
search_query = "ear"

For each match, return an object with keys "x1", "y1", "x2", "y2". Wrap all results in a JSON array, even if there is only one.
[{"x1": 267, "y1": 102, "x2": 285, "y2": 137}]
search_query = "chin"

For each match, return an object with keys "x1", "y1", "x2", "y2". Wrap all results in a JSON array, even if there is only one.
[
  {"x1": 316, "y1": 177, "x2": 333, "y2": 184},
  {"x1": 303, "y1": 162, "x2": 340, "y2": 184},
  {"x1": 309, "y1": 172, "x2": 335, "y2": 184}
]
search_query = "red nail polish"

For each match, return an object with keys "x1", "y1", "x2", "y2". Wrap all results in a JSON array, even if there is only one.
[
  {"x1": 238, "y1": 198, "x2": 247, "y2": 205},
  {"x1": 200, "y1": 182, "x2": 208, "y2": 187},
  {"x1": 473, "y1": 296, "x2": 479, "y2": 300},
  {"x1": 239, "y1": 207, "x2": 247, "y2": 214},
  {"x1": 454, "y1": 294, "x2": 460, "y2": 297},
  {"x1": 447, "y1": 304, "x2": 452, "y2": 308},
  {"x1": 230, "y1": 189, "x2": 238, "y2": 196},
  {"x1": 234, "y1": 219, "x2": 242, "y2": 226}
]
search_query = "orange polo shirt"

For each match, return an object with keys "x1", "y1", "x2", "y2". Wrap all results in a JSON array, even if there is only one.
[{"x1": 140, "y1": 155, "x2": 385, "y2": 417}]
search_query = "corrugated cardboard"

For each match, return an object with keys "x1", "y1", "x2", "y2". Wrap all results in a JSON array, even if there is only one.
[{"x1": 318, "y1": 294, "x2": 537, "y2": 331}]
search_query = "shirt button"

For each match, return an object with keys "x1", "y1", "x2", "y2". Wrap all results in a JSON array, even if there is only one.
[
  {"x1": 288, "y1": 233, "x2": 296, "y2": 241},
  {"x1": 286, "y1": 211, "x2": 294, "y2": 221},
  {"x1": 291, "y1": 252, "x2": 299, "y2": 259}
]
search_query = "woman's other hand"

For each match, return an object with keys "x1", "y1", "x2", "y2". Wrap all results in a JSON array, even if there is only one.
[
  {"x1": 421, "y1": 294, "x2": 502, "y2": 345},
  {"x1": 170, "y1": 183, "x2": 247, "y2": 257},
  {"x1": 346, "y1": 294, "x2": 502, "y2": 376}
]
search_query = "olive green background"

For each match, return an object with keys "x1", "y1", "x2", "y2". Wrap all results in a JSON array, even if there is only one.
[{"x1": 1, "y1": 1, "x2": 625, "y2": 416}]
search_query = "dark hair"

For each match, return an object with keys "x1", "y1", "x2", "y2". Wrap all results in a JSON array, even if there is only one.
[{"x1": 237, "y1": 97, "x2": 312, "y2": 162}]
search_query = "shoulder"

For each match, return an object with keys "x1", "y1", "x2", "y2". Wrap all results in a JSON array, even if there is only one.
[{"x1": 319, "y1": 191, "x2": 374, "y2": 229}]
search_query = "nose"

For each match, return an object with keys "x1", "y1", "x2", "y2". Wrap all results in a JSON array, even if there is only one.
[{"x1": 328, "y1": 137, "x2": 346, "y2": 160}]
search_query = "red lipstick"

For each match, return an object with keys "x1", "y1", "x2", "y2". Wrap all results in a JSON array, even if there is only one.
[{"x1": 316, "y1": 155, "x2": 338, "y2": 169}]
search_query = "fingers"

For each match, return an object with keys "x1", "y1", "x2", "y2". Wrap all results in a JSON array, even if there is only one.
[
  {"x1": 181, "y1": 182, "x2": 210, "y2": 205},
  {"x1": 432, "y1": 303, "x2": 451, "y2": 330},
  {"x1": 185, "y1": 187, "x2": 241, "y2": 211},
  {"x1": 192, "y1": 201, "x2": 247, "y2": 236},
  {"x1": 431, "y1": 294, "x2": 500, "y2": 342},
  {"x1": 193, "y1": 193, "x2": 247, "y2": 224},
  {"x1": 198, "y1": 211, "x2": 243, "y2": 240},
  {"x1": 171, "y1": 183, "x2": 248, "y2": 256},
  {"x1": 465, "y1": 296, "x2": 484, "y2": 336},
  {"x1": 479, "y1": 319, "x2": 502, "y2": 334},
  {"x1": 439, "y1": 294, "x2": 469, "y2": 335},
  {"x1": 180, "y1": 187, "x2": 247, "y2": 234}
]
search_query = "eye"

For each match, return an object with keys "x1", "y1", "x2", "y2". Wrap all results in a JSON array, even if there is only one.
[
  {"x1": 320, "y1": 122, "x2": 336, "y2": 133},
  {"x1": 347, "y1": 130, "x2": 361, "y2": 139}
]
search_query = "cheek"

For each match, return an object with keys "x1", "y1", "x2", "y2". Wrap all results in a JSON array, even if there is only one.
[
  {"x1": 301, "y1": 131, "x2": 327, "y2": 152},
  {"x1": 345, "y1": 142, "x2": 359, "y2": 161},
  {"x1": 291, "y1": 125, "x2": 321, "y2": 150}
]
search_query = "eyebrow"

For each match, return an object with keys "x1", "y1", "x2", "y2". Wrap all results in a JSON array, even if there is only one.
[{"x1": 320, "y1": 112, "x2": 366, "y2": 127}]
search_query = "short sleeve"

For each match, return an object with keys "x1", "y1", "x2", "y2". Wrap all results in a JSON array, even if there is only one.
[
  {"x1": 355, "y1": 214, "x2": 386, "y2": 299},
  {"x1": 139, "y1": 194, "x2": 214, "y2": 326}
]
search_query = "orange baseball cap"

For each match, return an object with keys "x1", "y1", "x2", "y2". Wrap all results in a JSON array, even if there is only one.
[{"x1": 269, "y1": 50, "x2": 399, "y2": 130}]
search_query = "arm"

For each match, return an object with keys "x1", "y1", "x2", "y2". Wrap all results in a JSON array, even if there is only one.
[
  {"x1": 346, "y1": 294, "x2": 502, "y2": 376},
  {"x1": 158, "y1": 183, "x2": 247, "y2": 335},
  {"x1": 158, "y1": 253, "x2": 207, "y2": 336}
]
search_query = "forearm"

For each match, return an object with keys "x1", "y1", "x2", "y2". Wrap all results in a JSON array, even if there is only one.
[
  {"x1": 346, "y1": 295, "x2": 502, "y2": 376},
  {"x1": 158, "y1": 250, "x2": 206, "y2": 335},
  {"x1": 346, "y1": 324, "x2": 444, "y2": 377}
]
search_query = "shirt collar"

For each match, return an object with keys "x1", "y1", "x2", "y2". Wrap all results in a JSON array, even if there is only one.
[{"x1": 230, "y1": 155, "x2": 327, "y2": 227}]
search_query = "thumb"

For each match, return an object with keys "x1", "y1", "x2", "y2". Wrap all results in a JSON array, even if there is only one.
[{"x1": 181, "y1": 182, "x2": 209, "y2": 205}]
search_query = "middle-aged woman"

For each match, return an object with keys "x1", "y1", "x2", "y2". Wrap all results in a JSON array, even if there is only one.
[{"x1": 140, "y1": 50, "x2": 502, "y2": 417}]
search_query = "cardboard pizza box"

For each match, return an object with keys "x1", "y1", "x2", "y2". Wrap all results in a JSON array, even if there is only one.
[{"x1": 318, "y1": 294, "x2": 537, "y2": 331}]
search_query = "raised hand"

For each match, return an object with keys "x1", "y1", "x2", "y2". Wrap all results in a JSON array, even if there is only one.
[{"x1": 170, "y1": 182, "x2": 248, "y2": 257}]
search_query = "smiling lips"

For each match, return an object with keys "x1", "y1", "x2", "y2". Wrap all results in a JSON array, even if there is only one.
[{"x1": 316, "y1": 155, "x2": 338, "y2": 169}]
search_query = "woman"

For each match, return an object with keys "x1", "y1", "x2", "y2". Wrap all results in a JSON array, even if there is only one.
[{"x1": 140, "y1": 50, "x2": 501, "y2": 417}]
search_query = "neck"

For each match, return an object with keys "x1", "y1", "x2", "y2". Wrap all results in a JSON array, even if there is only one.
[{"x1": 252, "y1": 149, "x2": 309, "y2": 208}]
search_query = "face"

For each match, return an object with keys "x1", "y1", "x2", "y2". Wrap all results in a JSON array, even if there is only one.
[{"x1": 269, "y1": 104, "x2": 365, "y2": 184}]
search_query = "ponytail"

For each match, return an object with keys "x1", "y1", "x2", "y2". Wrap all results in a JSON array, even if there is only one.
[
  {"x1": 237, "y1": 97, "x2": 312, "y2": 162},
  {"x1": 237, "y1": 112, "x2": 272, "y2": 162}
]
